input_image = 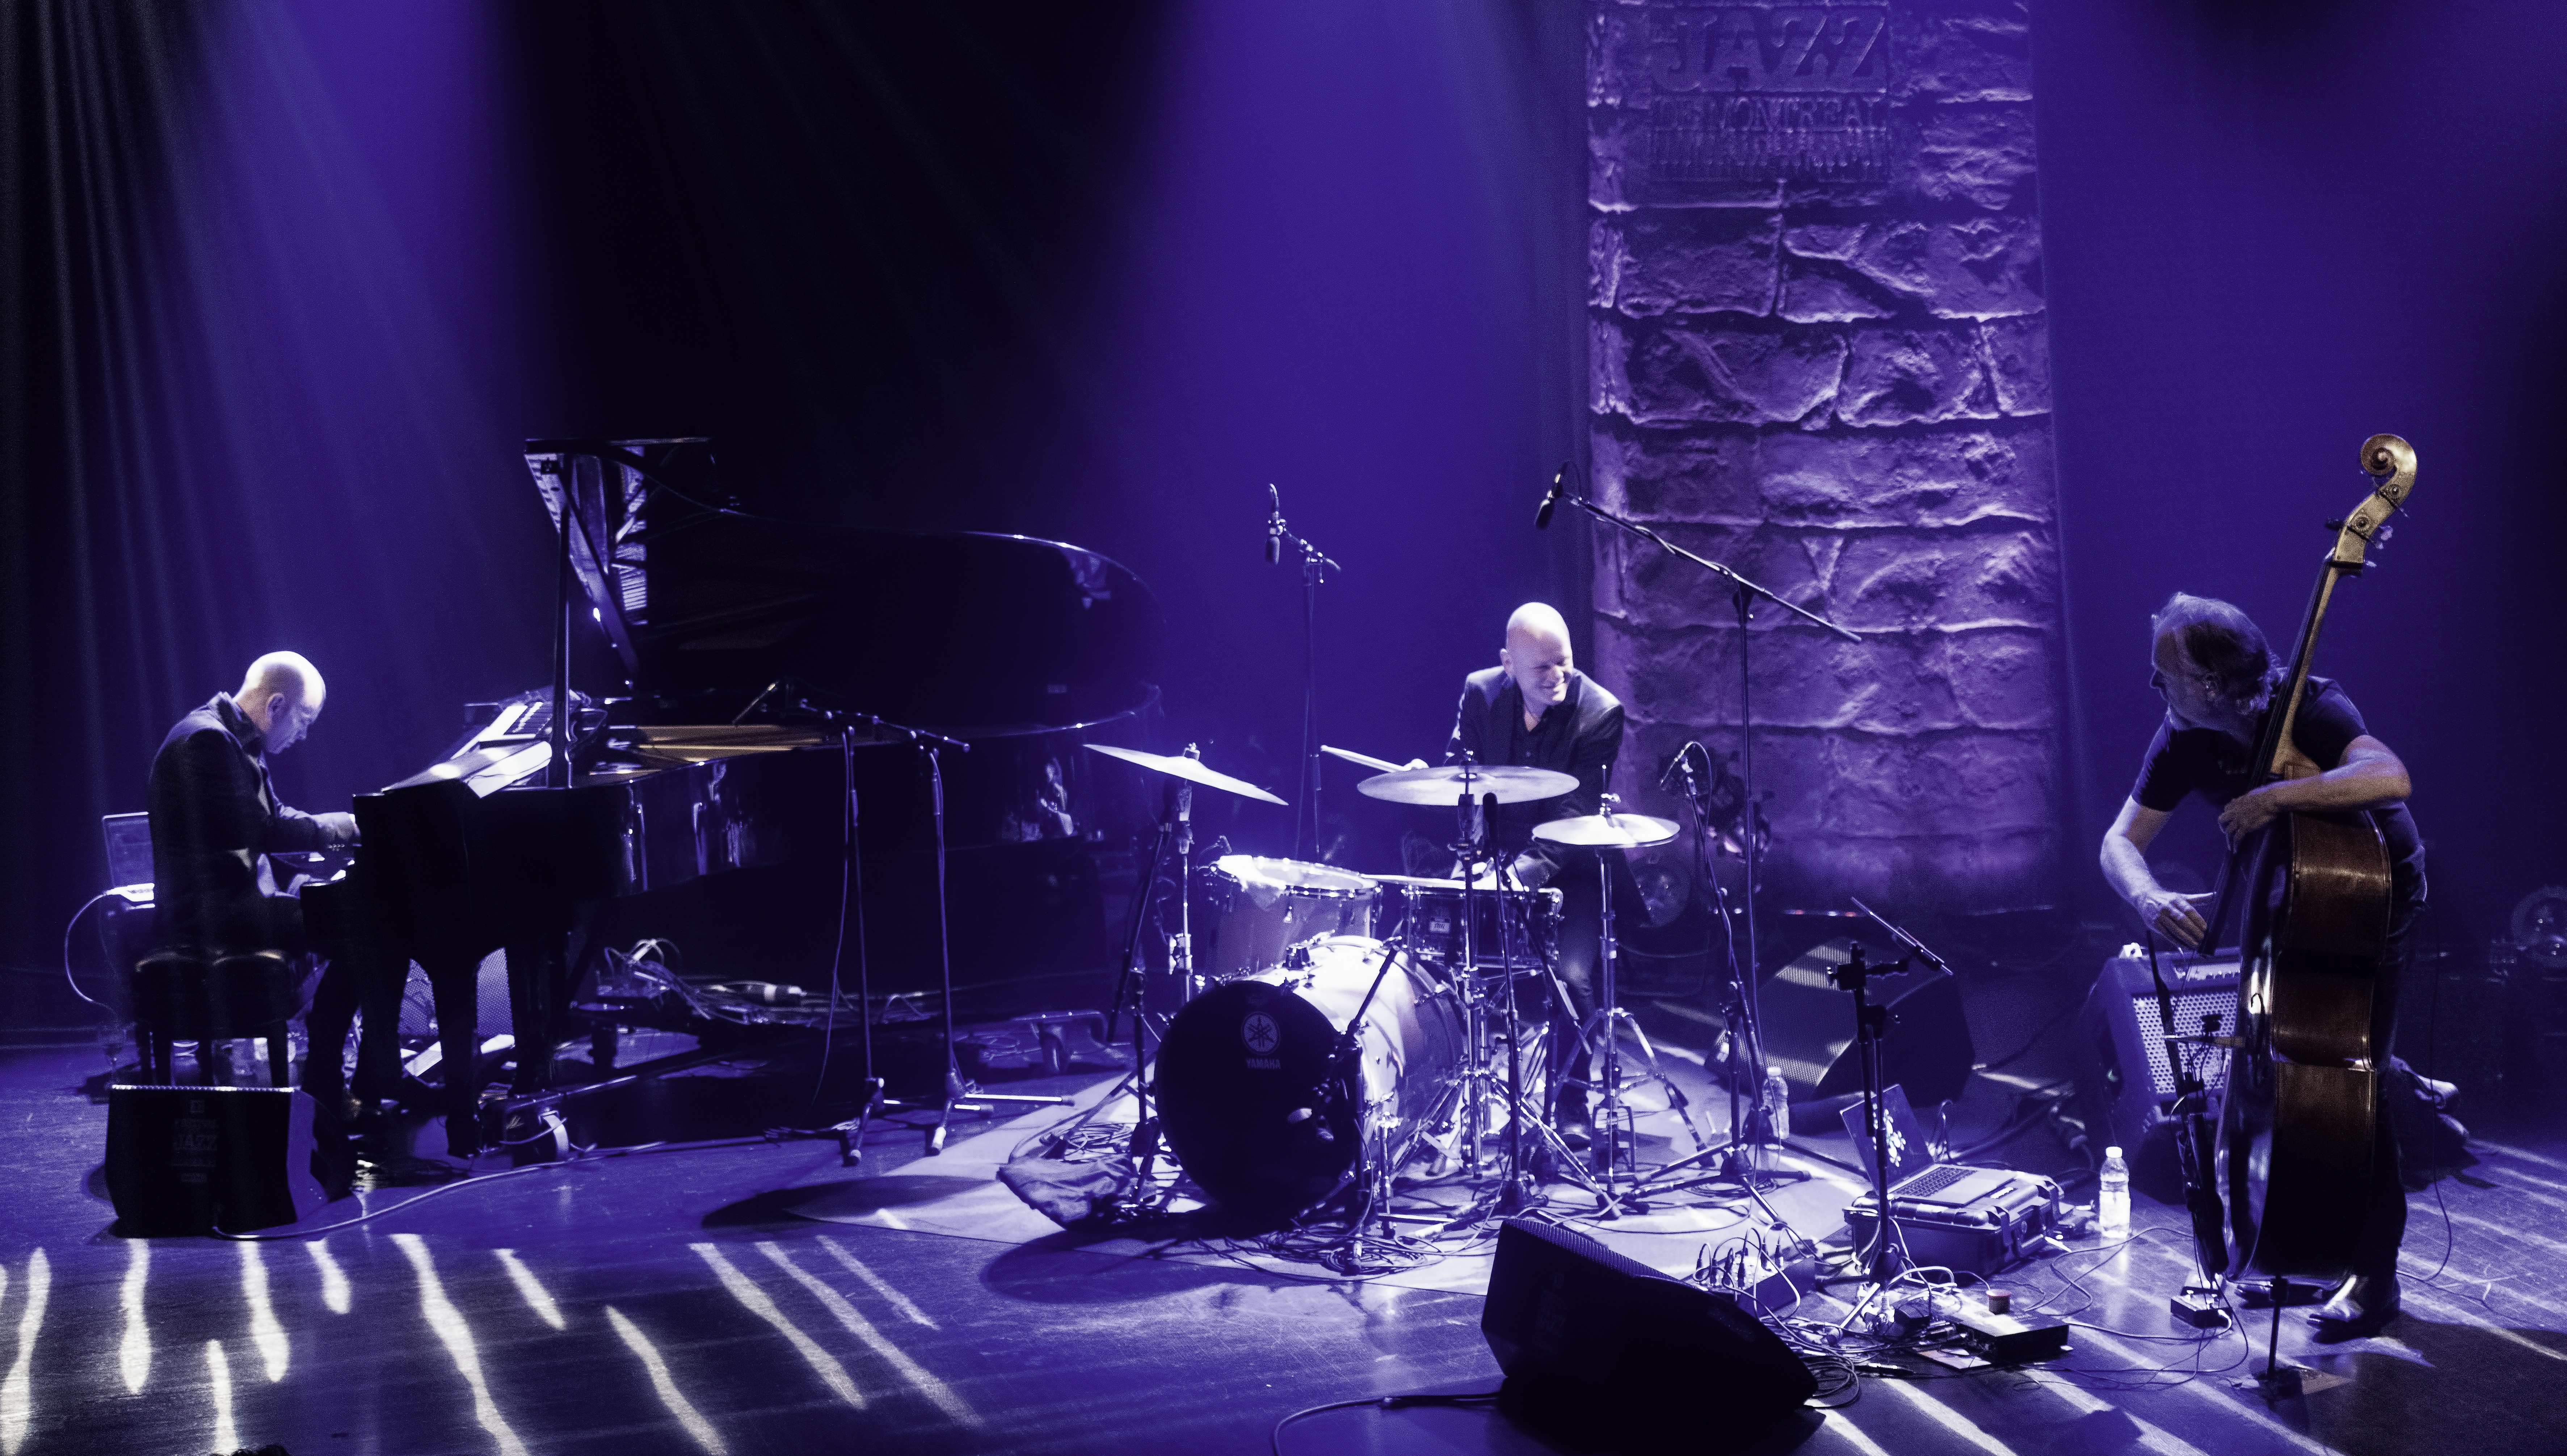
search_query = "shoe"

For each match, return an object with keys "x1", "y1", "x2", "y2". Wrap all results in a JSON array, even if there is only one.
[
  {"x1": 1555, "y1": 1086, "x2": 1592, "y2": 1150},
  {"x1": 2308, "y1": 1271, "x2": 2400, "y2": 1342}
]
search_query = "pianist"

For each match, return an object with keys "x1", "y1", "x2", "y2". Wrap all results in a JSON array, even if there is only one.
[{"x1": 146, "y1": 652, "x2": 394, "y2": 1115}]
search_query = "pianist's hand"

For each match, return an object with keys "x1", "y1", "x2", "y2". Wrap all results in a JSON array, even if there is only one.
[{"x1": 317, "y1": 811, "x2": 360, "y2": 847}]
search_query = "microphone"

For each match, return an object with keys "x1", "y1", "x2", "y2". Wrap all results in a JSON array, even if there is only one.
[
  {"x1": 1176, "y1": 743, "x2": 1198, "y2": 851},
  {"x1": 1264, "y1": 485, "x2": 1283, "y2": 565},
  {"x1": 1534, "y1": 463, "x2": 1568, "y2": 530}
]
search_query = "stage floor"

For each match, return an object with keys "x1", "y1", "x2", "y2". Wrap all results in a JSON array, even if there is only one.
[{"x1": 4, "y1": 1037, "x2": 2564, "y2": 1456}]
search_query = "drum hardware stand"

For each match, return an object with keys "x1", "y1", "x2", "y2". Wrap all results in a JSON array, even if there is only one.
[
  {"x1": 1093, "y1": 763, "x2": 1191, "y2": 1178},
  {"x1": 1265, "y1": 485, "x2": 1343, "y2": 862},
  {"x1": 1545, "y1": 472, "x2": 1857, "y2": 1182},
  {"x1": 870, "y1": 724, "x2": 1072, "y2": 1153},
  {"x1": 1567, "y1": 799, "x2": 1707, "y2": 1217},
  {"x1": 1320, "y1": 933, "x2": 1415, "y2": 1248}
]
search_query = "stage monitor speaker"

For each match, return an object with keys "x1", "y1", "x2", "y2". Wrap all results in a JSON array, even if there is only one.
[
  {"x1": 104, "y1": 1084, "x2": 319, "y2": 1236},
  {"x1": 1482, "y1": 1218, "x2": 1815, "y2": 1447},
  {"x1": 2074, "y1": 951, "x2": 2239, "y2": 1201},
  {"x1": 1757, "y1": 937, "x2": 1974, "y2": 1132}
]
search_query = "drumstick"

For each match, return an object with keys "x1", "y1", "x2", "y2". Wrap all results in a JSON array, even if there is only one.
[{"x1": 1320, "y1": 744, "x2": 1408, "y2": 774}]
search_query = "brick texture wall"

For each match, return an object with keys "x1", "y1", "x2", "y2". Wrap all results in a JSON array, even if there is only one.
[{"x1": 1587, "y1": 2, "x2": 2065, "y2": 915}]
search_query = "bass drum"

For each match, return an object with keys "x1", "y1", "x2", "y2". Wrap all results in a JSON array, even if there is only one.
[{"x1": 1156, "y1": 936, "x2": 1463, "y2": 1217}]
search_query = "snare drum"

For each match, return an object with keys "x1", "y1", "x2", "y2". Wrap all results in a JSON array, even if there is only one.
[
  {"x1": 1192, "y1": 856, "x2": 1377, "y2": 981},
  {"x1": 1372, "y1": 874, "x2": 1560, "y2": 972}
]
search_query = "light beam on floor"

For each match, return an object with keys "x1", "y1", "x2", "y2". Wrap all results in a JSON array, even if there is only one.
[
  {"x1": 494, "y1": 1250, "x2": 566, "y2": 1330},
  {"x1": 688, "y1": 1243, "x2": 864, "y2": 1409},
  {"x1": 392, "y1": 1234, "x2": 530, "y2": 1456},
  {"x1": 2033, "y1": 1372, "x2": 2208, "y2": 1456},
  {"x1": 119, "y1": 1241, "x2": 151, "y2": 1393},
  {"x1": 605, "y1": 1307, "x2": 728, "y2": 1455},
  {"x1": 206, "y1": 1341, "x2": 237, "y2": 1456},
  {"x1": 0, "y1": 1250, "x2": 50, "y2": 1456},
  {"x1": 240, "y1": 1240, "x2": 289, "y2": 1381},
  {"x1": 308, "y1": 1238, "x2": 351, "y2": 1315},
  {"x1": 816, "y1": 1236, "x2": 938, "y2": 1329},
  {"x1": 1820, "y1": 1410, "x2": 1894, "y2": 1456},
  {"x1": 2071, "y1": 1325, "x2": 2330, "y2": 1455},
  {"x1": 756, "y1": 1242, "x2": 979, "y2": 1427},
  {"x1": 1877, "y1": 1373, "x2": 2021, "y2": 1456}
]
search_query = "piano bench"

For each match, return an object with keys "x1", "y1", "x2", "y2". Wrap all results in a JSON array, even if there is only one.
[{"x1": 131, "y1": 949, "x2": 299, "y2": 1087}]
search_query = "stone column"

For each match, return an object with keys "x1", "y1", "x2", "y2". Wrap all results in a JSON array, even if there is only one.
[{"x1": 1588, "y1": 1, "x2": 2063, "y2": 916}]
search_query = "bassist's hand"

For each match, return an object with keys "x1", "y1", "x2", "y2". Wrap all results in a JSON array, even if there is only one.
[
  {"x1": 2217, "y1": 786, "x2": 2284, "y2": 841},
  {"x1": 2137, "y1": 889, "x2": 2213, "y2": 950}
]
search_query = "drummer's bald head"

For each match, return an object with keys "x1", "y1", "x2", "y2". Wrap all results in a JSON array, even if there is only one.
[
  {"x1": 1500, "y1": 603, "x2": 1575, "y2": 713},
  {"x1": 1504, "y1": 602, "x2": 1570, "y2": 653}
]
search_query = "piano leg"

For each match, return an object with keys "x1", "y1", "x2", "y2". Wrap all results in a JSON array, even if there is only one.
[
  {"x1": 421, "y1": 954, "x2": 484, "y2": 1156},
  {"x1": 506, "y1": 935, "x2": 568, "y2": 1095}
]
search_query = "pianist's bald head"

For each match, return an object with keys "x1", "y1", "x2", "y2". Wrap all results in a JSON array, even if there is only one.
[{"x1": 235, "y1": 651, "x2": 327, "y2": 754}]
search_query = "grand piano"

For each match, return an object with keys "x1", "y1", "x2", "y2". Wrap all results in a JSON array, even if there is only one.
[{"x1": 307, "y1": 438, "x2": 1165, "y2": 1150}]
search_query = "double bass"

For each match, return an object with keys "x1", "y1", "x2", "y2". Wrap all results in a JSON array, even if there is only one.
[{"x1": 2208, "y1": 433, "x2": 2417, "y2": 1280}]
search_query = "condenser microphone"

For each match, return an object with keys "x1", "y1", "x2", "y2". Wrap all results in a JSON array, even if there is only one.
[
  {"x1": 1264, "y1": 485, "x2": 1283, "y2": 565},
  {"x1": 1534, "y1": 464, "x2": 1569, "y2": 530}
]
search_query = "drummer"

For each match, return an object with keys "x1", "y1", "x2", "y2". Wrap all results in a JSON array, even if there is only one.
[{"x1": 1444, "y1": 602, "x2": 1625, "y2": 1148}]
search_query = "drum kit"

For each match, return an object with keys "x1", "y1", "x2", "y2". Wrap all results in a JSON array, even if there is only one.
[{"x1": 1086, "y1": 742, "x2": 1704, "y2": 1227}]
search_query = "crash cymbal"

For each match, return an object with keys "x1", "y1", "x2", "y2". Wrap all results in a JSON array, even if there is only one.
[
  {"x1": 1530, "y1": 811, "x2": 1682, "y2": 850},
  {"x1": 1083, "y1": 744, "x2": 1289, "y2": 806},
  {"x1": 1356, "y1": 764, "x2": 1579, "y2": 806}
]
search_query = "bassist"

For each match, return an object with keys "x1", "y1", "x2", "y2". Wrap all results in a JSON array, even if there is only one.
[{"x1": 2099, "y1": 592, "x2": 2423, "y2": 1340}]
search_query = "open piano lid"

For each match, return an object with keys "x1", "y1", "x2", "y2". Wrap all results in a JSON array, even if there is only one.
[{"x1": 524, "y1": 438, "x2": 1163, "y2": 732}]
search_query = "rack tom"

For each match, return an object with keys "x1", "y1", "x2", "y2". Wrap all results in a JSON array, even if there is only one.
[{"x1": 1193, "y1": 855, "x2": 1377, "y2": 982}]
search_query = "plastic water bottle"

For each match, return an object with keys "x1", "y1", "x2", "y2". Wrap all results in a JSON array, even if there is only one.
[
  {"x1": 1760, "y1": 1066, "x2": 1792, "y2": 1146},
  {"x1": 2099, "y1": 1145, "x2": 2131, "y2": 1237}
]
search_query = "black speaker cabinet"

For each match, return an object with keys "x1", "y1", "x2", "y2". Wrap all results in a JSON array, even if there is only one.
[
  {"x1": 105, "y1": 1084, "x2": 318, "y2": 1236},
  {"x1": 1758, "y1": 937, "x2": 1975, "y2": 1131},
  {"x1": 2074, "y1": 952, "x2": 2239, "y2": 1200},
  {"x1": 1482, "y1": 1218, "x2": 1815, "y2": 1447}
]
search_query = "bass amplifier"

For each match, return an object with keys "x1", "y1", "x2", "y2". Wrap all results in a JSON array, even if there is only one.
[{"x1": 2076, "y1": 950, "x2": 2238, "y2": 1200}]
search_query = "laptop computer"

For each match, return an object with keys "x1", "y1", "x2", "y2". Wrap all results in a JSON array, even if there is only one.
[
  {"x1": 101, "y1": 812, "x2": 155, "y2": 893},
  {"x1": 1838, "y1": 1083, "x2": 2017, "y2": 1209}
]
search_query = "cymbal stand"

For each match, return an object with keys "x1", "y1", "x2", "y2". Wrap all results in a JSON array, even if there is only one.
[
  {"x1": 1325, "y1": 932, "x2": 1414, "y2": 1247},
  {"x1": 1267, "y1": 486, "x2": 1343, "y2": 862},
  {"x1": 876, "y1": 724, "x2": 1072, "y2": 1153},
  {"x1": 1575, "y1": 804, "x2": 1706, "y2": 1216},
  {"x1": 1453, "y1": 784, "x2": 1491, "y2": 1174}
]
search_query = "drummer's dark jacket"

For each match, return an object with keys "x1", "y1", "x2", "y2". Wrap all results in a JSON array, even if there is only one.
[
  {"x1": 148, "y1": 693, "x2": 335, "y2": 950},
  {"x1": 1445, "y1": 666, "x2": 1625, "y2": 887}
]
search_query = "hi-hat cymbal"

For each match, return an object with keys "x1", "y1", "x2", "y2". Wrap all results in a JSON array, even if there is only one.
[
  {"x1": 1356, "y1": 764, "x2": 1578, "y2": 806},
  {"x1": 1084, "y1": 744, "x2": 1288, "y2": 806},
  {"x1": 1531, "y1": 812, "x2": 1682, "y2": 849}
]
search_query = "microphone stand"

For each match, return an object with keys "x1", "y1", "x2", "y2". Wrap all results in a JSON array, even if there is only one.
[
  {"x1": 1267, "y1": 487, "x2": 1343, "y2": 862},
  {"x1": 862, "y1": 714, "x2": 1074, "y2": 1152},
  {"x1": 1548, "y1": 477, "x2": 1856, "y2": 1171}
]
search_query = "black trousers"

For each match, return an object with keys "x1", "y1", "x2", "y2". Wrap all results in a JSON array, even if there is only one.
[
  {"x1": 260, "y1": 892, "x2": 408, "y2": 1102},
  {"x1": 2351, "y1": 900, "x2": 2419, "y2": 1275}
]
